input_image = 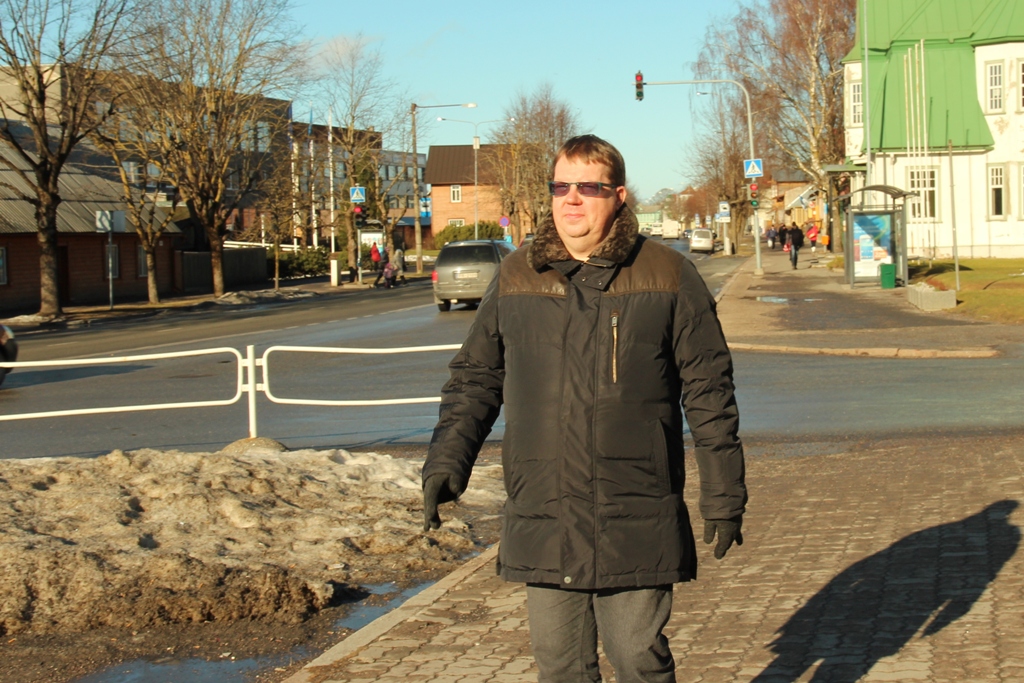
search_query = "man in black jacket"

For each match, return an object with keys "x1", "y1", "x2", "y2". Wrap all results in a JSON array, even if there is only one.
[
  {"x1": 788, "y1": 222, "x2": 805, "y2": 270},
  {"x1": 423, "y1": 135, "x2": 747, "y2": 683}
]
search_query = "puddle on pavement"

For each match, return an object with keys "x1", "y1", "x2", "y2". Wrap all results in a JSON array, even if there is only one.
[
  {"x1": 334, "y1": 581, "x2": 433, "y2": 631},
  {"x1": 755, "y1": 296, "x2": 823, "y2": 304},
  {"x1": 71, "y1": 651, "x2": 304, "y2": 683},
  {"x1": 73, "y1": 581, "x2": 434, "y2": 683}
]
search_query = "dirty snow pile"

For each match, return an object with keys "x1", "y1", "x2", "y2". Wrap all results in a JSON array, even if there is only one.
[
  {"x1": 0, "y1": 446, "x2": 504, "y2": 635},
  {"x1": 215, "y1": 289, "x2": 318, "y2": 305}
]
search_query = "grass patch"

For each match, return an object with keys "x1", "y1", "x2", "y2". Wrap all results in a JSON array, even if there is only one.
[{"x1": 909, "y1": 259, "x2": 1024, "y2": 323}]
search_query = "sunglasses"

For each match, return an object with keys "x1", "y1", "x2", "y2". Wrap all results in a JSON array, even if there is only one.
[{"x1": 548, "y1": 181, "x2": 617, "y2": 197}]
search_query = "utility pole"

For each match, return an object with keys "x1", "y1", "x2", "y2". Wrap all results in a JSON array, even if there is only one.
[
  {"x1": 637, "y1": 76, "x2": 763, "y2": 275},
  {"x1": 410, "y1": 102, "x2": 476, "y2": 272}
]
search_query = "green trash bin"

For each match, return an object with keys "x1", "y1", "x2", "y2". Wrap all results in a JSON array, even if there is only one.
[{"x1": 879, "y1": 263, "x2": 896, "y2": 289}]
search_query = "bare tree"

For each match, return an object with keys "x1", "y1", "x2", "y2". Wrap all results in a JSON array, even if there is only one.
[
  {"x1": 90, "y1": 90, "x2": 182, "y2": 304},
  {"x1": 702, "y1": 0, "x2": 856, "y2": 191},
  {"x1": 317, "y1": 35, "x2": 401, "y2": 271},
  {"x1": 244, "y1": 144, "x2": 297, "y2": 289},
  {"x1": 0, "y1": 0, "x2": 136, "y2": 317},
  {"x1": 120, "y1": 0, "x2": 306, "y2": 297},
  {"x1": 492, "y1": 84, "x2": 580, "y2": 244},
  {"x1": 368, "y1": 147, "x2": 413, "y2": 254},
  {"x1": 686, "y1": 83, "x2": 752, "y2": 248}
]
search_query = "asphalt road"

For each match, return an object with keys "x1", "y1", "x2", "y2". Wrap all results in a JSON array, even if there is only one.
[{"x1": 3, "y1": 239, "x2": 1021, "y2": 458}]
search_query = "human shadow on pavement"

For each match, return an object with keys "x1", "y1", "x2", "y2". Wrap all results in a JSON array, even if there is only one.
[{"x1": 752, "y1": 500, "x2": 1019, "y2": 682}]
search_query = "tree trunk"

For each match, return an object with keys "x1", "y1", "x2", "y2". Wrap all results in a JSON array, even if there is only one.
[
  {"x1": 274, "y1": 243, "x2": 280, "y2": 290},
  {"x1": 145, "y1": 248, "x2": 160, "y2": 304},
  {"x1": 347, "y1": 216, "x2": 358, "y2": 270},
  {"x1": 210, "y1": 238, "x2": 225, "y2": 297},
  {"x1": 36, "y1": 199, "x2": 62, "y2": 318}
]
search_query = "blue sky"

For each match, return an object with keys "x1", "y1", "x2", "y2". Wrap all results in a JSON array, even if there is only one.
[{"x1": 291, "y1": 0, "x2": 742, "y2": 200}]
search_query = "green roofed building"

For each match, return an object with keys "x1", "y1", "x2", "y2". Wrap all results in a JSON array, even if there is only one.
[{"x1": 843, "y1": 0, "x2": 1024, "y2": 257}]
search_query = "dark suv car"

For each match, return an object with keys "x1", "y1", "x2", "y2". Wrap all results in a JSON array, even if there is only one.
[{"x1": 432, "y1": 240, "x2": 515, "y2": 311}]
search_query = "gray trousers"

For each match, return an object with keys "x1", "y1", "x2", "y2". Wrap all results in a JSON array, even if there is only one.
[{"x1": 526, "y1": 584, "x2": 676, "y2": 683}]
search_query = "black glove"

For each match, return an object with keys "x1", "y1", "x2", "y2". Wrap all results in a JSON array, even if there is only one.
[
  {"x1": 422, "y1": 473, "x2": 466, "y2": 531},
  {"x1": 703, "y1": 517, "x2": 743, "y2": 559}
]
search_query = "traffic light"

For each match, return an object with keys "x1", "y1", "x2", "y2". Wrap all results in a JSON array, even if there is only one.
[
  {"x1": 635, "y1": 71, "x2": 644, "y2": 101},
  {"x1": 353, "y1": 204, "x2": 365, "y2": 228},
  {"x1": 748, "y1": 183, "x2": 759, "y2": 208}
]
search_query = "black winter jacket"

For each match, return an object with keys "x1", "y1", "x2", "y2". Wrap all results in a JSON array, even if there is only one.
[{"x1": 423, "y1": 205, "x2": 746, "y2": 589}]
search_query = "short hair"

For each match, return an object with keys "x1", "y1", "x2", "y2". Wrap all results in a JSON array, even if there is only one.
[{"x1": 552, "y1": 134, "x2": 626, "y2": 187}]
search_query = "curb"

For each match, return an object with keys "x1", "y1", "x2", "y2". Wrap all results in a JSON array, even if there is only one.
[
  {"x1": 284, "y1": 543, "x2": 500, "y2": 683},
  {"x1": 726, "y1": 342, "x2": 999, "y2": 359}
]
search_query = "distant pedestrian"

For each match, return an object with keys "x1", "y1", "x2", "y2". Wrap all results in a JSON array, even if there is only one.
[
  {"x1": 382, "y1": 260, "x2": 396, "y2": 288},
  {"x1": 807, "y1": 223, "x2": 820, "y2": 252},
  {"x1": 393, "y1": 246, "x2": 406, "y2": 284},
  {"x1": 788, "y1": 222, "x2": 805, "y2": 269},
  {"x1": 370, "y1": 242, "x2": 381, "y2": 271},
  {"x1": 373, "y1": 249, "x2": 390, "y2": 288},
  {"x1": 766, "y1": 225, "x2": 778, "y2": 250},
  {"x1": 779, "y1": 225, "x2": 790, "y2": 253}
]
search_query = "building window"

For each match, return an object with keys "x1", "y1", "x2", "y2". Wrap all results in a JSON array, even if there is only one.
[
  {"x1": 0, "y1": 246, "x2": 7, "y2": 285},
  {"x1": 137, "y1": 245, "x2": 148, "y2": 278},
  {"x1": 146, "y1": 163, "x2": 160, "y2": 190},
  {"x1": 448, "y1": 219, "x2": 465, "y2": 227},
  {"x1": 122, "y1": 161, "x2": 140, "y2": 184},
  {"x1": 105, "y1": 243, "x2": 120, "y2": 279},
  {"x1": 257, "y1": 121, "x2": 270, "y2": 152},
  {"x1": 450, "y1": 185, "x2": 462, "y2": 203},
  {"x1": 988, "y1": 165, "x2": 1006, "y2": 217},
  {"x1": 1020, "y1": 163, "x2": 1024, "y2": 219},
  {"x1": 850, "y1": 82, "x2": 862, "y2": 125},
  {"x1": 908, "y1": 167, "x2": 938, "y2": 220},
  {"x1": 987, "y1": 62, "x2": 1003, "y2": 112}
]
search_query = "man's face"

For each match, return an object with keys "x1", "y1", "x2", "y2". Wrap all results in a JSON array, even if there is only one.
[{"x1": 551, "y1": 156, "x2": 626, "y2": 249}]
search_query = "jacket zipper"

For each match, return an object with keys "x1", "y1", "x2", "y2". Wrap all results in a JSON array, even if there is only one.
[{"x1": 610, "y1": 310, "x2": 620, "y2": 384}]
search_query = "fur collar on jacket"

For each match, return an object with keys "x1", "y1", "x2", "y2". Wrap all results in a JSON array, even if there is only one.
[{"x1": 527, "y1": 204, "x2": 640, "y2": 270}]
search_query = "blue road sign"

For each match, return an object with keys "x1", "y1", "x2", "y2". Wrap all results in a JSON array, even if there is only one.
[
  {"x1": 744, "y1": 159, "x2": 764, "y2": 178},
  {"x1": 350, "y1": 186, "x2": 366, "y2": 203}
]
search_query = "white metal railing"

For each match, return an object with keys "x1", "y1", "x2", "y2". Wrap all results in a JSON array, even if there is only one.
[{"x1": 0, "y1": 343, "x2": 462, "y2": 439}]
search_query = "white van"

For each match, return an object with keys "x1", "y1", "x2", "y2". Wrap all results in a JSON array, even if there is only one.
[{"x1": 661, "y1": 219, "x2": 681, "y2": 240}]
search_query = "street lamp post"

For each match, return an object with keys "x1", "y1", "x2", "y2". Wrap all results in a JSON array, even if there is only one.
[
  {"x1": 410, "y1": 102, "x2": 476, "y2": 273},
  {"x1": 437, "y1": 117, "x2": 511, "y2": 240},
  {"x1": 640, "y1": 77, "x2": 764, "y2": 276}
]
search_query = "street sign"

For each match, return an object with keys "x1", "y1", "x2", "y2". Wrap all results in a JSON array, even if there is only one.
[
  {"x1": 499, "y1": 216, "x2": 510, "y2": 227},
  {"x1": 350, "y1": 186, "x2": 366, "y2": 203},
  {"x1": 743, "y1": 159, "x2": 764, "y2": 178},
  {"x1": 717, "y1": 215, "x2": 731, "y2": 223},
  {"x1": 95, "y1": 210, "x2": 125, "y2": 233},
  {"x1": 718, "y1": 201, "x2": 729, "y2": 214}
]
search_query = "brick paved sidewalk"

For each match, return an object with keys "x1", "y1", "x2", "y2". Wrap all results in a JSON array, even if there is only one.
[
  {"x1": 717, "y1": 249, "x2": 1024, "y2": 359},
  {"x1": 290, "y1": 432, "x2": 1024, "y2": 683}
]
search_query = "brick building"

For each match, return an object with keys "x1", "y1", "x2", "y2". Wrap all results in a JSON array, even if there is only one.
[
  {"x1": 0, "y1": 142, "x2": 179, "y2": 314},
  {"x1": 423, "y1": 145, "x2": 505, "y2": 237}
]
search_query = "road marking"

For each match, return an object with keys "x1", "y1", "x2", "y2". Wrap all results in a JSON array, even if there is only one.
[{"x1": 38, "y1": 305, "x2": 438, "y2": 359}]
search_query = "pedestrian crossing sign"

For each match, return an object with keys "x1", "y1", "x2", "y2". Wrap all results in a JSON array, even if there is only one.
[
  {"x1": 744, "y1": 159, "x2": 763, "y2": 178},
  {"x1": 350, "y1": 186, "x2": 366, "y2": 203}
]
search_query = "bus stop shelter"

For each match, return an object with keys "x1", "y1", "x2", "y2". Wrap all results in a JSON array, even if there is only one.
[{"x1": 839, "y1": 185, "x2": 917, "y2": 289}]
